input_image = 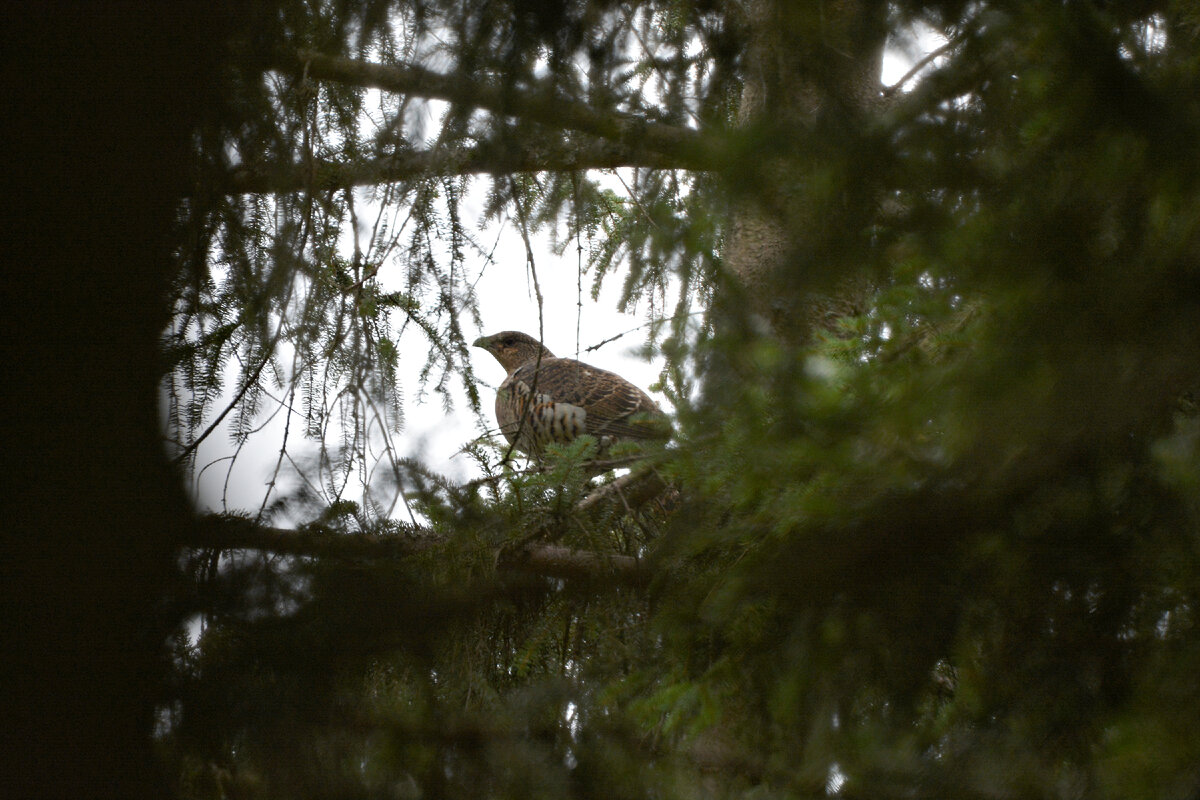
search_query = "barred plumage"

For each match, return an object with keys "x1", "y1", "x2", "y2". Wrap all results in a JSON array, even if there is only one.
[{"x1": 473, "y1": 331, "x2": 669, "y2": 458}]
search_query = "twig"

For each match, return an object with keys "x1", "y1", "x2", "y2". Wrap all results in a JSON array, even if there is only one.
[
  {"x1": 584, "y1": 311, "x2": 703, "y2": 353},
  {"x1": 883, "y1": 40, "x2": 958, "y2": 97},
  {"x1": 174, "y1": 331, "x2": 280, "y2": 465}
]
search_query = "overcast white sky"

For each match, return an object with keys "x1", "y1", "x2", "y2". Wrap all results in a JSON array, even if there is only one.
[{"x1": 184, "y1": 39, "x2": 942, "y2": 520}]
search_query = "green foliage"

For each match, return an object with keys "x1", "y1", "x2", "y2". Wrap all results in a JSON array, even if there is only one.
[
  {"x1": 646, "y1": 5, "x2": 1200, "y2": 795},
  {"x1": 164, "y1": 1, "x2": 1200, "y2": 798}
]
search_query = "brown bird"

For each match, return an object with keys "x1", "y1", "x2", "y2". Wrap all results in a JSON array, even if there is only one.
[{"x1": 472, "y1": 331, "x2": 669, "y2": 458}]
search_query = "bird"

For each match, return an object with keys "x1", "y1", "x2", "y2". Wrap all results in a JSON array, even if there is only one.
[{"x1": 472, "y1": 331, "x2": 669, "y2": 459}]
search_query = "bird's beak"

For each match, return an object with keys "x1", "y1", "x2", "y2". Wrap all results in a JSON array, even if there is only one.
[{"x1": 472, "y1": 335, "x2": 489, "y2": 349}]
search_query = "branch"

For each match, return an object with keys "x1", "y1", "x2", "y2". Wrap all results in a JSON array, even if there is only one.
[
  {"x1": 882, "y1": 40, "x2": 958, "y2": 97},
  {"x1": 497, "y1": 467, "x2": 672, "y2": 580},
  {"x1": 576, "y1": 467, "x2": 670, "y2": 515},
  {"x1": 217, "y1": 139, "x2": 683, "y2": 195},
  {"x1": 189, "y1": 514, "x2": 651, "y2": 585},
  {"x1": 192, "y1": 515, "x2": 437, "y2": 560},
  {"x1": 497, "y1": 544, "x2": 649, "y2": 585},
  {"x1": 278, "y1": 49, "x2": 713, "y2": 162},
  {"x1": 172, "y1": 307, "x2": 293, "y2": 465}
]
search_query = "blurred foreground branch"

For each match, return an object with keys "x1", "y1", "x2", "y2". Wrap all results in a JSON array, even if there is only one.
[{"x1": 191, "y1": 505, "x2": 654, "y2": 585}]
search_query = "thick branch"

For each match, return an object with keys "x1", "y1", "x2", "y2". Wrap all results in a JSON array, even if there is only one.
[
  {"x1": 190, "y1": 514, "x2": 650, "y2": 585},
  {"x1": 497, "y1": 544, "x2": 649, "y2": 585},
  {"x1": 278, "y1": 49, "x2": 712, "y2": 163},
  {"x1": 192, "y1": 515, "x2": 437, "y2": 560},
  {"x1": 219, "y1": 139, "x2": 680, "y2": 195},
  {"x1": 577, "y1": 468, "x2": 671, "y2": 516}
]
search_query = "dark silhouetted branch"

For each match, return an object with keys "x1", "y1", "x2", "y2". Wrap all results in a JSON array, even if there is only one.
[
  {"x1": 190, "y1": 514, "x2": 652, "y2": 585},
  {"x1": 192, "y1": 515, "x2": 437, "y2": 560},
  {"x1": 217, "y1": 140, "x2": 683, "y2": 195},
  {"x1": 277, "y1": 49, "x2": 713, "y2": 162}
]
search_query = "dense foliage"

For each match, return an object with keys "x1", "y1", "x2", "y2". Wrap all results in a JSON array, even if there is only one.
[{"x1": 162, "y1": 2, "x2": 1200, "y2": 798}]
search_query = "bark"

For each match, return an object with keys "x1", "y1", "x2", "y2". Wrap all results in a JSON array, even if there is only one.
[{"x1": 723, "y1": 0, "x2": 888, "y2": 342}]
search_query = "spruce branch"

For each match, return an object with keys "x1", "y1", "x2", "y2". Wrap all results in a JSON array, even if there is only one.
[
  {"x1": 276, "y1": 49, "x2": 713, "y2": 162},
  {"x1": 193, "y1": 515, "x2": 436, "y2": 560},
  {"x1": 217, "y1": 140, "x2": 685, "y2": 195},
  {"x1": 173, "y1": 318, "x2": 286, "y2": 465},
  {"x1": 190, "y1": 513, "x2": 651, "y2": 585}
]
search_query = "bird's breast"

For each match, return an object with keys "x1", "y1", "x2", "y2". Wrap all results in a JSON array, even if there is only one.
[{"x1": 497, "y1": 378, "x2": 591, "y2": 450}]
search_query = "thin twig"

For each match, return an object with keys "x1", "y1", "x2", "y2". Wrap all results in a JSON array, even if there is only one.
[
  {"x1": 883, "y1": 40, "x2": 958, "y2": 97},
  {"x1": 584, "y1": 311, "x2": 703, "y2": 353},
  {"x1": 174, "y1": 318, "x2": 286, "y2": 465}
]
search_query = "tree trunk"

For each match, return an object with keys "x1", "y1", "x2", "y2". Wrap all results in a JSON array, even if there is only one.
[
  {"x1": 2, "y1": 5, "x2": 250, "y2": 797},
  {"x1": 724, "y1": 0, "x2": 887, "y2": 342}
]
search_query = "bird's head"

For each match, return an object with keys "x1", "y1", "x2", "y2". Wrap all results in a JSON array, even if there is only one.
[{"x1": 472, "y1": 331, "x2": 556, "y2": 373}]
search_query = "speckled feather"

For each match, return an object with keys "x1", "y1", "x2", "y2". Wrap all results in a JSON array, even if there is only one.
[{"x1": 473, "y1": 331, "x2": 668, "y2": 457}]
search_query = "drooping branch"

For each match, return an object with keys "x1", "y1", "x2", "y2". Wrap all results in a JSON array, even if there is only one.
[
  {"x1": 276, "y1": 49, "x2": 714, "y2": 163},
  {"x1": 218, "y1": 138, "x2": 685, "y2": 195}
]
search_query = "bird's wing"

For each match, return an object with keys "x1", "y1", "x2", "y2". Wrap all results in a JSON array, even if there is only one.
[{"x1": 504, "y1": 358, "x2": 667, "y2": 444}]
